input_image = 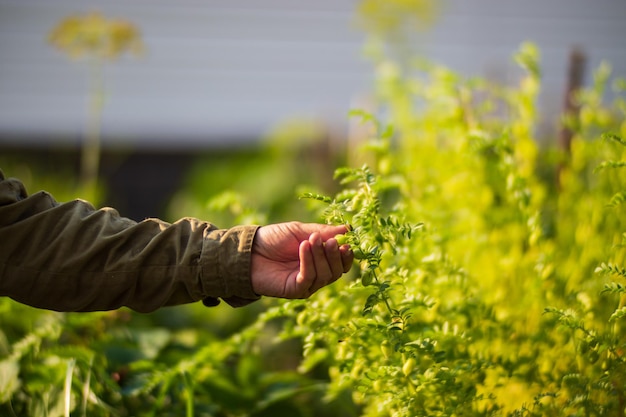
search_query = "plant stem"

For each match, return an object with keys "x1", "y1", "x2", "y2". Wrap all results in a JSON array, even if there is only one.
[
  {"x1": 182, "y1": 371, "x2": 194, "y2": 417},
  {"x1": 373, "y1": 269, "x2": 396, "y2": 319},
  {"x1": 64, "y1": 359, "x2": 76, "y2": 417},
  {"x1": 81, "y1": 59, "x2": 104, "y2": 201},
  {"x1": 81, "y1": 357, "x2": 93, "y2": 417}
]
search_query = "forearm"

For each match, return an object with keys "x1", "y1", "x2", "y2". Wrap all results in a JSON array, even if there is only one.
[{"x1": 0, "y1": 171, "x2": 260, "y2": 312}]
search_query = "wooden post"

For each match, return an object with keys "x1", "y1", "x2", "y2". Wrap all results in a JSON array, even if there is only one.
[{"x1": 557, "y1": 47, "x2": 586, "y2": 189}]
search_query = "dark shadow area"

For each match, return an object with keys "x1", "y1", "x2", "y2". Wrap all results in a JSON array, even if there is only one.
[{"x1": 0, "y1": 144, "x2": 194, "y2": 222}]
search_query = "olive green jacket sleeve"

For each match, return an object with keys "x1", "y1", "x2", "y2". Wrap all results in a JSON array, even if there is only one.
[{"x1": 0, "y1": 169, "x2": 261, "y2": 312}]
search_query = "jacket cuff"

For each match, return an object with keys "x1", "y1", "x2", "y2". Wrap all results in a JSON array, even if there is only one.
[{"x1": 200, "y1": 224, "x2": 261, "y2": 306}]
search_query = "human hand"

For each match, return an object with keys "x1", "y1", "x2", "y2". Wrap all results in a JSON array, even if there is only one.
[{"x1": 250, "y1": 222, "x2": 353, "y2": 299}]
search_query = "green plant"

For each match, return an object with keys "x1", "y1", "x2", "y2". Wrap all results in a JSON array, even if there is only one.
[
  {"x1": 3, "y1": 7, "x2": 626, "y2": 415},
  {"x1": 542, "y1": 133, "x2": 626, "y2": 416},
  {"x1": 48, "y1": 11, "x2": 143, "y2": 204}
]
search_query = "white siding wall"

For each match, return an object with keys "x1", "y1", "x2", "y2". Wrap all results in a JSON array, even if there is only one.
[{"x1": 0, "y1": 0, "x2": 624, "y2": 147}]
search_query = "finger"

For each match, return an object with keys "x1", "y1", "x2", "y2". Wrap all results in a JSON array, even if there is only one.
[
  {"x1": 309, "y1": 232, "x2": 333, "y2": 292},
  {"x1": 339, "y1": 244, "x2": 354, "y2": 273},
  {"x1": 296, "y1": 240, "x2": 315, "y2": 296},
  {"x1": 298, "y1": 223, "x2": 348, "y2": 241},
  {"x1": 317, "y1": 224, "x2": 349, "y2": 241},
  {"x1": 323, "y1": 238, "x2": 344, "y2": 280}
]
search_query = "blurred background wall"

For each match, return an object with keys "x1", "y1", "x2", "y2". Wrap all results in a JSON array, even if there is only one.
[{"x1": 1, "y1": 0, "x2": 625, "y2": 219}]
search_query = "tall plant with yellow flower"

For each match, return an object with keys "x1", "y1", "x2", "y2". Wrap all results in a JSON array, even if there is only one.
[{"x1": 48, "y1": 12, "x2": 143, "y2": 202}]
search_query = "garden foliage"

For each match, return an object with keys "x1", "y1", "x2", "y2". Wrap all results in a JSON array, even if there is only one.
[{"x1": 2, "y1": 11, "x2": 626, "y2": 417}]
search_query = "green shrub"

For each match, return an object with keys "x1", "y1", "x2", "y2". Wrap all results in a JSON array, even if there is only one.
[{"x1": 2, "y1": 19, "x2": 626, "y2": 417}]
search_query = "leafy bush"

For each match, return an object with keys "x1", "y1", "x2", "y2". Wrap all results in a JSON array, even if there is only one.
[
  {"x1": 157, "y1": 42, "x2": 626, "y2": 416},
  {"x1": 2, "y1": 22, "x2": 626, "y2": 417}
]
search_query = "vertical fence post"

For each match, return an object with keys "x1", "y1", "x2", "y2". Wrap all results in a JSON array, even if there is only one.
[{"x1": 557, "y1": 47, "x2": 586, "y2": 189}]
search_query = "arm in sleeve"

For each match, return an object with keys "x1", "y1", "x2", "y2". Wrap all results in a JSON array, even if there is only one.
[{"x1": 0, "y1": 170, "x2": 261, "y2": 312}]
